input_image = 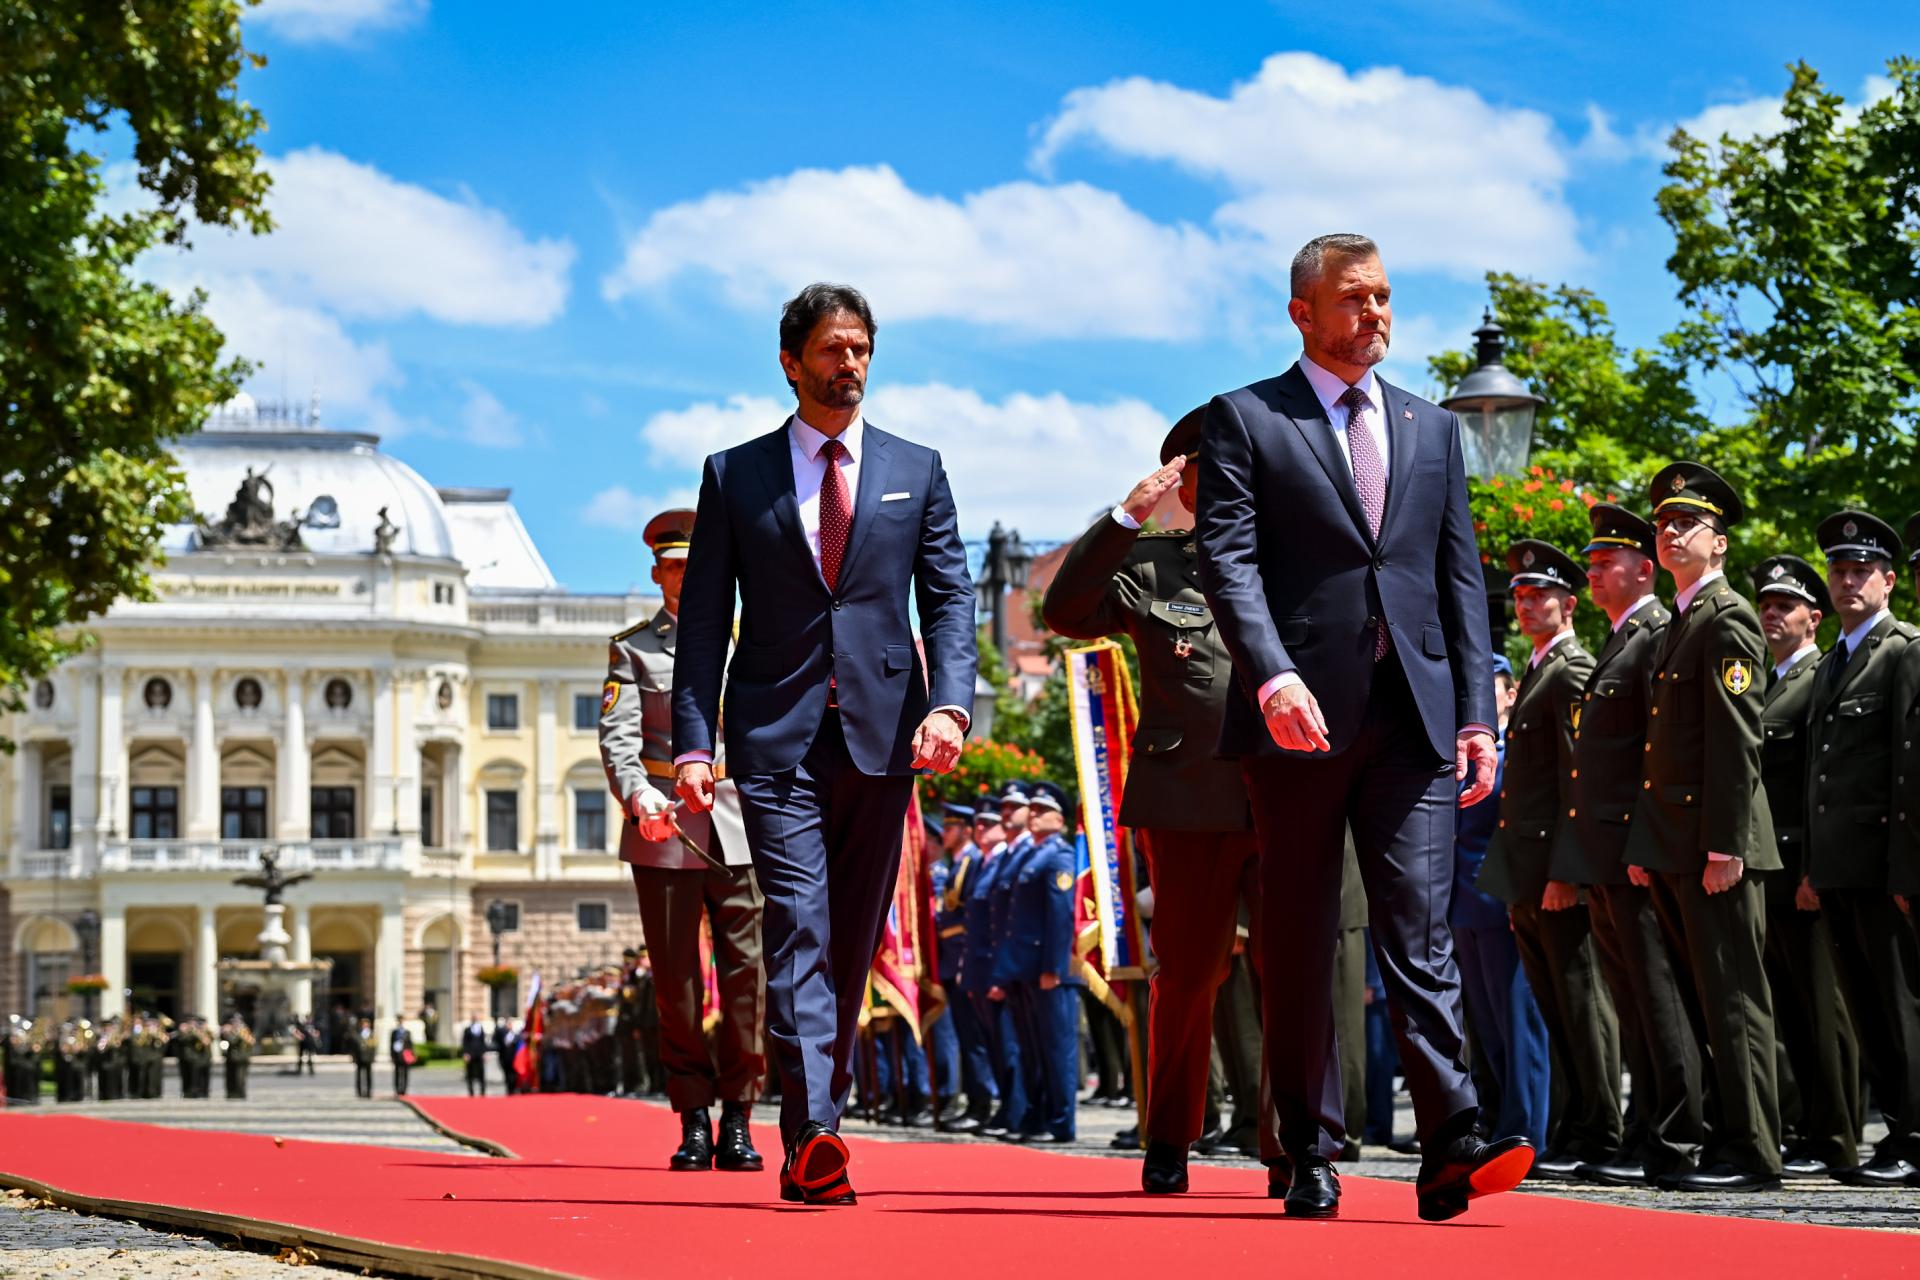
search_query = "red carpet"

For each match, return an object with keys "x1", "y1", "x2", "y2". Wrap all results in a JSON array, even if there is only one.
[{"x1": 1, "y1": 1096, "x2": 1913, "y2": 1279}]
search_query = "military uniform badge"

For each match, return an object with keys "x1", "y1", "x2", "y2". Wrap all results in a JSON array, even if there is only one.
[
  {"x1": 1055, "y1": 870, "x2": 1073, "y2": 891},
  {"x1": 601, "y1": 680, "x2": 620, "y2": 714},
  {"x1": 1721, "y1": 659, "x2": 1753, "y2": 695}
]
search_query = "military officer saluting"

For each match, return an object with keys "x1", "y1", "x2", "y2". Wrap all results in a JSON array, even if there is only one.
[
  {"x1": 1751, "y1": 554, "x2": 1861, "y2": 1178},
  {"x1": 1626, "y1": 462, "x2": 1782, "y2": 1193},
  {"x1": 1804, "y1": 510, "x2": 1920, "y2": 1187},
  {"x1": 1476, "y1": 540, "x2": 1617, "y2": 1179},
  {"x1": 601, "y1": 508, "x2": 767, "y2": 1172}
]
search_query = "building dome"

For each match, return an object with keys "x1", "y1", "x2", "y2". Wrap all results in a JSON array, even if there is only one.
[{"x1": 165, "y1": 409, "x2": 456, "y2": 560}]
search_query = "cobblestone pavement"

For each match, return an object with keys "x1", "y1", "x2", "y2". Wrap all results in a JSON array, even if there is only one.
[{"x1": 2, "y1": 1056, "x2": 1916, "y2": 1278}]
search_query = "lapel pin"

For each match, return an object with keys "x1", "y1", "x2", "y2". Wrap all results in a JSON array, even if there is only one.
[{"x1": 1402, "y1": 409, "x2": 1413, "y2": 420}]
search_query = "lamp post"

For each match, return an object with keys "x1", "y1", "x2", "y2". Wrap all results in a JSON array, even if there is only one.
[
  {"x1": 976, "y1": 522, "x2": 1033, "y2": 659},
  {"x1": 74, "y1": 909, "x2": 100, "y2": 1021},
  {"x1": 484, "y1": 899, "x2": 509, "y2": 1017}
]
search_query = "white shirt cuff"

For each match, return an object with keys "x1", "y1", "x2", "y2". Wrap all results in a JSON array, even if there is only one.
[
  {"x1": 672, "y1": 751, "x2": 713, "y2": 766},
  {"x1": 1110, "y1": 505, "x2": 1141, "y2": 531},
  {"x1": 1257, "y1": 671, "x2": 1302, "y2": 707},
  {"x1": 931, "y1": 704, "x2": 971, "y2": 733},
  {"x1": 1706, "y1": 851, "x2": 1733, "y2": 863}
]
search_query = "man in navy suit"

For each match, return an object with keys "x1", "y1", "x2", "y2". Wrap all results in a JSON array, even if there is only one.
[
  {"x1": 672, "y1": 283, "x2": 977, "y2": 1206},
  {"x1": 1195, "y1": 233, "x2": 1533, "y2": 1222}
]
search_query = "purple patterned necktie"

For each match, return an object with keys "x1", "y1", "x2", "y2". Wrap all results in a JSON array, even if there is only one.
[{"x1": 1341, "y1": 385, "x2": 1390, "y2": 659}]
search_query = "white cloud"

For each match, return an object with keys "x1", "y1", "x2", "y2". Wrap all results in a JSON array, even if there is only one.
[
  {"x1": 582, "y1": 484, "x2": 699, "y2": 530},
  {"x1": 631, "y1": 387, "x2": 1172, "y2": 539},
  {"x1": 1032, "y1": 52, "x2": 1585, "y2": 281},
  {"x1": 1658, "y1": 75, "x2": 1900, "y2": 155},
  {"x1": 182, "y1": 148, "x2": 573, "y2": 327},
  {"x1": 456, "y1": 381, "x2": 529, "y2": 449},
  {"x1": 602, "y1": 165, "x2": 1233, "y2": 340},
  {"x1": 250, "y1": 0, "x2": 427, "y2": 43}
]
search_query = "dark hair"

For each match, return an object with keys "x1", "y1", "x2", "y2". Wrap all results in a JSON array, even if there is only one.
[
  {"x1": 779, "y1": 282, "x2": 876, "y2": 362},
  {"x1": 1290, "y1": 233, "x2": 1379, "y2": 299}
]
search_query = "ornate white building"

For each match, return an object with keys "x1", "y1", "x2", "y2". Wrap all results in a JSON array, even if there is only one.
[{"x1": 1, "y1": 405, "x2": 656, "y2": 1043}]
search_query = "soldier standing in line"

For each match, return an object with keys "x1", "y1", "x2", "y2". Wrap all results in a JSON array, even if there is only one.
[
  {"x1": 127, "y1": 1016, "x2": 159, "y2": 1099},
  {"x1": 961, "y1": 802, "x2": 1013, "y2": 1136},
  {"x1": 932, "y1": 803, "x2": 993, "y2": 1133},
  {"x1": 615, "y1": 947, "x2": 647, "y2": 1095},
  {"x1": 600, "y1": 508, "x2": 766, "y2": 1171},
  {"x1": 1557, "y1": 505, "x2": 1701, "y2": 1189},
  {"x1": 1476, "y1": 540, "x2": 1617, "y2": 1179},
  {"x1": 53, "y1": 1021, "x2": 87, "y2": 1102},
  {"x1": 221, "y1": 1014, "x2": 254, "y2": 1100},
  {"x1": 1001, "y1": 781, "x2": 1085, "y2": 1144},
  {"x1": 4, "y1": 1018, "x2": 43, "y2": 1106},
  {"x1": 175, "y1": 1018, "x2": 214, "y2": 1099},
  {"x1": 461, "y1": 1015, "x2": 491, "y2": 1096},
  {"x1": 93, "y1": 1016, "x2": 128, "y2": 1101},
  {"x1": 1895, "y1": 511, "x2": 1920, "y2": 918},
  {"x1": 352, "y1": 1016, "x2": 376, "y2": 1098},
  {"x1": 986, "y1": 783, "x2": 1045, "y2": 1142},
  {"x1": 1804, "y1": 511, "x2": 1920, "y2": 1187},
  {"x1": 1626, "y1": 462, "x2": 1782, "y2": 1193},
  {"x1": 1750, "y1": 554, "x2": 1862, "y2": 1178}
]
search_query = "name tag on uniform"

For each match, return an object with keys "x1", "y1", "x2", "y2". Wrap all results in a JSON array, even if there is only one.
[
  {"x1": 881, "y1": 491, "x2": 911, "y2": 501},
  {"x1": 1165, "y1": 602, "x2": 1206, "y2": 615}
]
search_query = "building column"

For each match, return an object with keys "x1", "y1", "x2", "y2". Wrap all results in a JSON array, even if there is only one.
[
  {"x1": 97, "y1": 663, "x2": 127, "y2": 860},
  {"x1": 376, "y1": 900, "x2": 406, "y2": 1035},
  {"x1": 370, "y1": 667, "x2": 395, "y2": 837},
  {"x1": 442, "y1": 743, "x2": 464, "y2": 854},
  {"x1": 277, "y1": 668, "x2": 309, "y2": 841},
  {"x1": 535, "y1": 679, "x2": 559, "y2": 877},
  {"x1": 72, "y1": 659, "x2": 101, "y2": 864},
  {"x1": 10, "y1": 742, "x2": 41, "y2": 869},
  {"x1": 288, "y1": 902, "x2": 313, "y2": 1016},
  {"x1": 185, "y1": 665, "x2": 220, "y2": 841},
  {"x1": 397, "y1": 673, "x2": 421, "y2": 848},
  {"x1": 196, "y1": 904, "x2": 220, "y2": 1022},
  {"x1": 99, "y1": 902, "x2": 127, "y2": 1019}
]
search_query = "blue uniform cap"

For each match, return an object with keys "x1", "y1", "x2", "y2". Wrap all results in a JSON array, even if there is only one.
[
  {"x1": 1027, "y1": 780, "x2": 1070, "y2": 815},
  {"x1": 1489, "y1": 653, "x2": 1513, "y2": 678},
  {"x1": 998, "y1": 783, "x2": 1032, "y2": 807},
  {"x1": 942, "y1": 802, "x2": 975, "y2": 824}
]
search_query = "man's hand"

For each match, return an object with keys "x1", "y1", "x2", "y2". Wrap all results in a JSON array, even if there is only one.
[
  {"x1": 1541, "y1": 880, "x2": 1578, "y2": 912},
  {"x1": 675, "y1": 761, "x2": 716, "y2": 813},
  {"x1": 1121, "y1": 456, "x2": 1187, "y2": 524},
  {"x1": 1702, "y1": 856, "x2": 1744, "y2": 895},
  {"x1": 1457, "y1": 731, "x2": 1497, "y2": 807},
  {"x1": 987, "y1": 985, "x2": 1006, "y2": 1002},
  {"x1": 910, "y1": 709, "x2": 965, "y2": 773},
  {"x1": 1263, "y1": 681, "x2": 1331, "y2": 752},
  {"x1": 1795, "y1": 877, "x2": 1821, "y2": 913},
  {"x1": 1897, "y1": 894, "x2": 1910, "y2": 916},
  {"x1": 1038, "y1": 973, "x2": 1060, "y2": 991},
  {"x1": 629, "y1": 790, "x2": 674, "y2": 842},
  {"x1": 1627, "y1": 865, "x2": 1651, "y2": 888}
]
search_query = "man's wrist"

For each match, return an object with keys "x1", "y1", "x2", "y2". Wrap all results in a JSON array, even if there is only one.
[
  {"x1": 672, "y1": 751, "x2": 713, "y2": 768},
  {"x1": 1110, "y1": 504, "x2": 1143, "y2": 531},
  {"x1": 1458, "y1": 724, "x2": 1493, "y2": 739},
  {"x1": 930, "y1": 704, "x2": 970, "y2": 733},
  {"x1": 1258, "y1": 670, "x2": 1302, "y2": 709}
]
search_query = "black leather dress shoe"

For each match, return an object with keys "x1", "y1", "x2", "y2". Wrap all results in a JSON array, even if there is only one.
[
  {"x1": 902, "y1": 1097, "x2": 936, "y2": 1129},
  {"x1": 783, "y1": 1121, "x2": 850, "y2": 1197},
  {"x1": 1416, "y1": 1127, "x2": 1534, "y2": 1222},
  {"x1": 1530, "y1": 1150, "x2": 1582, "y2": 1180},
  {"x1": 715, "y1": 1102, "x2": 763, "y2": 1172},
  {"x1": 980, "y1": 1122, "x2": 1009, "y2": 1138},
  {"x1": 1283, "y1": 1156, "x2": 1339, "y2": 1219},
  {"x1": 1833, "y1": 1156, "x2": 1919, "y2": 1187},
  {"x1": 1572, "y1": 1157, "x2": 1649, "y2": 1186},
  {"x1": 779, "y1": 1167, "x2": 858, "y2": 1205},
  {"x1": 1141, "y1": 1141, "x2": 1189, "y2": 1195},
  {"x1": 1191, "y1": 1125, "x2": 1228, "y2": 1155},
  {"x1": 998, "y1": 1130, "x2": 1031, "y2": 1144},
  {"x1": 1780, "y1": 1155, "x2": 1830, "y2": 1180},
  {"x1": 670, "y1": 1108, "x2": 713, "y2": 1171},
  {"x1": 1109, "y1": 1126, "x2": 1140, "y2": 1151},
  {"x1": 1665, "y1": 1162, "x2": 1781, "y2": 1192}
]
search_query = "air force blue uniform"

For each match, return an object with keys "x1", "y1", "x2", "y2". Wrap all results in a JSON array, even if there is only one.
[{"x1": 999, "y1": 829, "x2": 1084, "y2": 1141}]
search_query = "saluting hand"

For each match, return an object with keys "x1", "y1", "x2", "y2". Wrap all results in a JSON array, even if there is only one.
[
  {"x1": 675, "y1": 761, "x2": 716, "y2": 813},
  {"x1": 1263, "y1": 682, "x2": 1331, "y2": 752},
  {"x1": 1121, "y1": 455, "x2": 1186, "y2": 524}
]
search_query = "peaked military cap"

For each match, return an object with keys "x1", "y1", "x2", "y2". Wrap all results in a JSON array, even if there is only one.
[
  {"x1": 621, "y1": 946, "x2": 639, "y2": 959},
  {"x1": 1489, "y1": 653, "x2": 1513, "y2": 679},
  {"x1": 1584, "y1": 502, "x2": 1656, "y2": 559},
  {"x1": 1817, "y1": 509, "x2": 1902, "y2": 566},
  {"x1": 1507, "y1": 539, "x2": 1586, "y2": 592},
  {"x1": 1648, "y1": 461, "x2": 1745, "y2": 526},
  {"x1": 1160, "y1": 404, "x2": 1206, "y2": 465},
  {"x1": 642, "y1": 508, "x2": 696, "y2": 561},
  {"x1": 1027, "y1": 780, "x2": 1070, "y2": 814},
  {"x1": 1906, "y1": 511, "x2": 1920, "y2": 566},
  {"x1": 942, "y1": 802, "x2": 975, "y2": 824},
  {"x1": 997, "y1": 782, "x2": 1032, "y2": 807},
  {"x1": 1751, "y1": 555, "x2": 1834, "y2": 615}
]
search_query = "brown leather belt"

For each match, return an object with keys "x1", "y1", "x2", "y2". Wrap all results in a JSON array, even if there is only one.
[{"x1": 642, "y1": 758, "x2": 726, "y2": 781}]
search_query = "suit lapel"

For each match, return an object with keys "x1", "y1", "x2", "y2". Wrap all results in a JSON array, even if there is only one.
[
  {"x1": 1275, "y1": 365, "x2": 1372, "y2": 543},
  {"x1": 752, "y1": 420, "x2": 817, "y2": 575},
  {"x1": 1376, "y1": 377, "x2": 1418, "y2": 548},
  {"x1": 838, "y1": 423, "x2": 889, "y2": 585}
]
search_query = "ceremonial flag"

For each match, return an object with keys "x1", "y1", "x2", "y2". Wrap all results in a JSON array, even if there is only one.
[
  {"x1": 869, "y1": 783, "x2": 931, "y2": 1041},
  {"x1": 698, "y1": 918, "x2": 721, "y2": 1033},
  {"x1": 1064, "y1": 641, "x2": 1150, "y2": 1001},
  {"x1": 514, "y1": 972, "x2": 543, "y2": 1090}
]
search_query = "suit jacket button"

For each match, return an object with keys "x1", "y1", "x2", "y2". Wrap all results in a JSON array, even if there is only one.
[{"x1": 832, "y1": 600, "x2": 843, "y2": 611}]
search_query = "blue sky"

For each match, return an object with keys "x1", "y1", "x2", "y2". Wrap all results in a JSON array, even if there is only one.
[{"x1": 149, "y1": 0, "x2": 1913, "y2": 593}]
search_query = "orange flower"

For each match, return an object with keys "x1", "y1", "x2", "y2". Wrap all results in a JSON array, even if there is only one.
[
  {"x1": 1608, "y1": 493, "x2": 1619, "y2": 503},
  {"x1": 1549, "y1": 499, "x2": 1565, "y2": 511},
  {"x1": 1544, "y1": 468, "x2": 1557, "y2": 480},
  {"x1": 1581, "y1": 492, "x2": 1598, "y2": 508},
  {"x1": 1523, "y1": 479, "x2": 1542, "y2": 493},
  {"x1": 1491, "y1": 477, "x2": 1506, "y2": 490},
  {"x1": 1530, "y1": 465, "x2": 1544, "y2": 477},
  {"x1": 1480, "y1": 553, "x2": 1491, "y2": 564},
  {"x1": 1511, "y1": 503, "x2": 1526, "y2": 516},
  {"x1": 1559, "y1": 479, "x2": 1574, "y2": 493}
]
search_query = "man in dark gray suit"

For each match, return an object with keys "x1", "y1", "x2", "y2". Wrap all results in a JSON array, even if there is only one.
[
  {"x1": 1196, "y1": 233, "x2": 1532, "y2": 1222},
  {"x1": 673, "y1": 283, "x2": 976, "y2": 1206}
]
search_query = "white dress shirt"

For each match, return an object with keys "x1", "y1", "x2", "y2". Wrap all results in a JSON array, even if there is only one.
[
  {"x1": 1612, "y1": 594, "x2": 1660, "y2": 633},
  {"x1": 1837, "y1": 607, "x2": 1891, "y2": 661},
  {"x1": 1298, "y1": 354, "x2": 1391, "y2": 486},
  {"x1": 1674, "y1": 569, "x2": 1724, "y2": 616},
  {"x1": 790, "y1": 413, "x2": 865, "y2": 576},
  {"x1": 1528, "y1": 629, "x2": 1575, "y2": 669},
  {"x1": 1774, "y1": 640, "x2": 1819, "y2": 682}
]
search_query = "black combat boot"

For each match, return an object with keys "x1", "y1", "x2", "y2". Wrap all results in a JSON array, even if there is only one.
[
  {"x1": 670, "y1": 1107, "x2": 714, "y2": 1171},
  {"x1": 714, "y1": 1102, "x2": 764, "y2": 1172}
]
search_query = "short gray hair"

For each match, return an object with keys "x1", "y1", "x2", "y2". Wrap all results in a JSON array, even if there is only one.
[{"x1": 1290, "y1": 234, "x2": 1379, "y2": 299}]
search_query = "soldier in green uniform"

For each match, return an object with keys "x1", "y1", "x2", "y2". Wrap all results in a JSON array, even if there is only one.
[
  {"x1": 1626, "y1": 462, "x2": 1782, "y2": 1193},
  {"x1": 128, "y1": 1015, "x2": 163, "y2": 1099},
  {"x1": 1804, "y1": 510, "x2": 1920, "y2": 1187},
  {"x1": 600, "y1": 508, "x2": 766, "y2": 1172},
  {"x1": 93, "y1": 1016, "x2": 129, "y2": 1101},
  {"x1": 221, "y1": 1014, "x2": 255, "y2": 1100},
  {"x1": 351, "y1": 1016, "x2": 376, "y2": 1098},
  {"x1": 1751, "y1": 554, "x2": 1862, "y2": 1177},
  {"x1": 174, "y1": 1017, "x2": 214, "y2": 1099},
  {"x1": 1476, "y1": 540, "x2": 1618, "y2": 1179},
  {"x1": 4, "y1": 1018, "x2": 44, "y2": 1106},
  {"x1": 54, "y1": 1021, "x2": 90, "y2": 1102},
  {"x1": 615, "y1": 946, "x2": 649, "y2": 1095},
  {"x1": 1558, "y1": 504, "x2": 1701, "y2": 1188},
  {"x1": 1895, "y1": 510, "x2": 1920, "y2": 910}
]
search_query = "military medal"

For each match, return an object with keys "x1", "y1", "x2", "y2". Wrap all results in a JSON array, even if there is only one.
[{"x1": 1174, "y1": 635, "x2": 1193, "y2": 659}]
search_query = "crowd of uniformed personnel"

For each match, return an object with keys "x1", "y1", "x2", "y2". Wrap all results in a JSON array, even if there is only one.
[{"x1": 1, "y1": 1010, "x2": 261, "y2": 1104}]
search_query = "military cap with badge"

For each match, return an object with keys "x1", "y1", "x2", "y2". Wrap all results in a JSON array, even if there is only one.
[
  {"x1": 1817, "y1": 509, "x2": 1902, "y2": 567},
  {"x1": 1584, "y1": 503, "x2": 1658, "y2": 560},
  {"x1": 1507, "y1": 539, "x2": 1587, "y2": 593},
  {"x1": 1750, "y1": 555, "x2": 1835, "y2": 617}
]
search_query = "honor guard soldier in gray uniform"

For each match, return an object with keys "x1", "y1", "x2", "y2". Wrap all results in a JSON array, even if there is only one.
[
  {"x1": 1627, "y1": 462, "x2": 1782, "y2": 1193},
  {"x1": 600, "y1": 508, "x2": 767, "y2": 1173},
  {"x1": 1476, "y1": 540, "x2": 1617, "y2": 1179},
  {"x1": 1751, "y1": 555, "x2": 1862, "y2": 1177},
  {"x1": 1559, "y1": 505, "x2": 1700, "y2": 1188},
  {"x1": 1805, "y1": 510, "x2": 1920, "y2": 1187}
]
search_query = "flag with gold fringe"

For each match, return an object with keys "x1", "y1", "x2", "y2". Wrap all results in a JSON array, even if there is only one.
[
  {"x1": 869, "y1": 783, "x2": 932, "y2": 1042},
  {"x1": 1064, "y1": 640, "x2": 1150, "y2": 1018}
]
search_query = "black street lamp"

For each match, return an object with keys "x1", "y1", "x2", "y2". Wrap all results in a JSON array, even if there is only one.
[
  {"x1": 1441, "y1": 312, "x2": 1544, "y2": 483},
  {"x1": 74, "y1": 909, "x2": 100, "y2": 1021},
  {"x1": 976, "y1": 522, "x2": 1033, "y2": 659},
  {"x1": 484, "y1": 898, "x2": 510, "y2": 1018}
]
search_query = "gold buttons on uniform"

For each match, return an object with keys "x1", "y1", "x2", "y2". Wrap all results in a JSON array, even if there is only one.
[
  {"x1": 1568, "y1": 808, "x2": 1577, "y2": 818},
  {"x1": 1643, "y1": 780, "x2": 1652, "y2": 789}
]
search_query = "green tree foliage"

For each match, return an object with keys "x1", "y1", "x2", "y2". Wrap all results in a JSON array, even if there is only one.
[{"x1": 0, "y1": 1, "x2": 271, "y2": 743}]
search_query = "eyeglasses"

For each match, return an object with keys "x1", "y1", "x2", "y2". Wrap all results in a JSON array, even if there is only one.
[{"x1": 1655, "y1": 513, "x2": 1713, "y2": 538}]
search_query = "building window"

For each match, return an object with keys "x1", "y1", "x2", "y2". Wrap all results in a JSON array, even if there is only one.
[
  {"x1": 494, "y1": 902, "x2": 521, "y2": 932},
  {"x1": 432, "y1": 581, "x2": 456, "y2": 604},
  {"x1": 234, "y1": 677, "x2": 263, "y2": 710},
  {"x1": 323, "y1": 678, "x2": 353, "y2": 710},
  {"x1": 572, "y1": 692, "x2": 599, "y2": 731},
  {"x1": 420, "y1": 786, "x2": 436, "y2": 847},
  {"x1": 576, "y1": 901, "x2": 609, "y2": 933},
  {"x1": 130, "y1": 786, "x2": 179, "y2": 839},
  {"x1": 436, "y1": 680, "x2": 454, "y2": 710},
  {"x1": 486, "y1": 693, "x2": 519, "y2": 730},
  {"x1": 574, "y1": 789, "x2": 607, "y2": 850},
  {"x1": 485, "y1": 790, "x2": 519, "y2": 851},
  {"x1": 311, "y1": 787, "x2": 356, "y2": 839},
  {"x1": 32, "y1": 680, "x2": 54, "y2": 710},
  {"x1": 46, "y1": 785, "x2": 72, "y2": 850},
  {"x1": 222, "y1": 786, "x2": 268, "y2": 839},
  {"x1": 143, "y1": 677, "x2": 172, "y2": 710}
]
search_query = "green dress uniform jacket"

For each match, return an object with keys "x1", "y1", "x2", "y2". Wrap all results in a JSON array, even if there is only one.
[
  {"x1": 1804, "y1": 614, "x2": 1920, "y2": 891},
  {"x1": 1478, "y1": 637, "x2": 1595, "y2": 906},
  {"x1": 1759, "y1": 648, "x2": 1821, "y2": 895},
  {"x1": 1894, "y1": 641, "x2": 1920, "y2": 896},
  {"x1": 1553, "y1": 600, "x2": 1669, "y2": 886},
  {"x1": 1626, "y1": 578, "x2": 1778, "y2": 873},
  {"x1": 599, "y1": 609, "x2": 750, "y2": 870},
  {"x1": 1041, "y1": 515, "x2": 1251, "y2": 832}
]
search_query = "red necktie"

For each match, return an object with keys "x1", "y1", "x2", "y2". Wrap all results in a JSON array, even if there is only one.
[{"x1": 818, "y1": 438, "x2": 851, "y2": 591}]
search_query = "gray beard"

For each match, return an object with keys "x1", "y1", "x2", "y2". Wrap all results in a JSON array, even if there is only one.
[{"x1": 1332, "y1": 332, "x2": 1389, "y2": 367}]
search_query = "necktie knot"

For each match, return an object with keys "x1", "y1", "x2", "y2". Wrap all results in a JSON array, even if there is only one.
[
  {"x1": 1341, "y1": 385, "x2": 1369, "y2": 414},
  {"x1": 821, "y1": 439, "x2": 845, "y2": 463}
]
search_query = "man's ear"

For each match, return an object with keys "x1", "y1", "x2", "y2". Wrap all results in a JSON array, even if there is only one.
[{"x1": 1286, "y1": 296, "x2": 1312, "y2": 334}]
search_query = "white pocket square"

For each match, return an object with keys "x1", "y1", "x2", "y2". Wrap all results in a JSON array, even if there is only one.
[{"x1": 881, "y1": 491, "x2": 912, "y2": 502}]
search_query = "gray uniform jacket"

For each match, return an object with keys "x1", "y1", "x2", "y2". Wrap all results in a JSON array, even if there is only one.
[{"x1": 599, "y1": 609, "x2": 750, "y2": 870}]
